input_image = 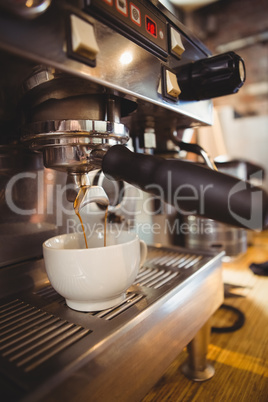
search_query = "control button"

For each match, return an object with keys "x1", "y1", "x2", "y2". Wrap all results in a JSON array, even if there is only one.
[
  {"x1": 166, "y1": 70, "x2": 181, "y2": 98},
  {"x1": 130, "y1": 3, "x2": 141, "y2": 26},
  {"x1": 116, "y1": 0, "x2": 128, "y2": 16},
  {"x1": 70, "y1": 15, "x2": 100, "y2": 60},
  {"x1": 170, "y1": 27, "x2": 185, "y2": 57}
]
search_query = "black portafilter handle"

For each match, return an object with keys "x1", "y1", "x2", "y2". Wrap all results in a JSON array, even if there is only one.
[
  {"x1": 176, "y1": 51, "x2": 246, "y2": 100},
  {"x1": 102, "y1": 145, "x2": 268, "y2": 230}
]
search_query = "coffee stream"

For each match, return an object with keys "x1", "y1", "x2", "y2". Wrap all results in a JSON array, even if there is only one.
[
  {"x1": 104, "y1": 206, "x2": 108, "y2": 248},
  {"x1": 74, "y1": 186, "x2": 108, "y2": 248}
]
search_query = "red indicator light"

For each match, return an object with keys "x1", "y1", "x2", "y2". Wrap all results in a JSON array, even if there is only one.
[{"x1": 145, "y1": 16, "x2": 157, "y2": 38}]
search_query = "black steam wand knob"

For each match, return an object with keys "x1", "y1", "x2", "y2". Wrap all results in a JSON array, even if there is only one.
[{"x1": 176, "y1": 51, "x2": 246, "y2": 100}]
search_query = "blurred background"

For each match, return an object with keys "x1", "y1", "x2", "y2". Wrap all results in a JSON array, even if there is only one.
[{"x1": 162, "y1": 0, "x2": 268, "y2": 190}]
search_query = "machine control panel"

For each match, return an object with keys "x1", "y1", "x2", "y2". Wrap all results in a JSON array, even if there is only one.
[{"x1": 85, "y1": 0, "x2": 168, "y2": 59}]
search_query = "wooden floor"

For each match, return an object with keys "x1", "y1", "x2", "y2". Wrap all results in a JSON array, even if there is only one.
[{"x1": 142, "y1": 232, "x2": 268, "y2": 402}]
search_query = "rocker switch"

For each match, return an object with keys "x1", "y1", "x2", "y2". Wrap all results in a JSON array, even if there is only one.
[
  {"x1": 170, "y1": 27, "x2": 185, "y2": 57},
  {"x1": 71, "y1": 14, "x2": 100, "y2": 60},
  {"x1": 166, "y1": 70, "x2": 181, "y2": 98}
]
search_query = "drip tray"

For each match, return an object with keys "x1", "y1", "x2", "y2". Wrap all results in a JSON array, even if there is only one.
[{"x1": 0, "y1": 245, "x2": 224, "y2": 402}]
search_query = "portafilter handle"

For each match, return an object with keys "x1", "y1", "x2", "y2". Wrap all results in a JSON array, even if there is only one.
[{"x1": 93, "y1": 145, "x2": 268, "y2": 230}]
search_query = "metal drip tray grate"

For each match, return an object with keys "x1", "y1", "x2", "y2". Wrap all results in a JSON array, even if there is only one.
[
  {"x1": 34, "y1": 287, "x2": 145, "y2": 321},
  {"x1": 33, "y1": 287, "x2": 65, "y2": 304},
  {"x1": 145, "y1": 248, "x2": 204, "y2": 269},
  {"x1": 0, "y1": 245, "x2": 224, "y2": 401},
  {"x1": 90, "y1": 292, "x2": 145, "y2": 320},
  {"x1": 0, "y1": 299, "x2": 90, "y2": 373},
  {"x1": 134, "y1": 266, "x2": 179, "y2": 288},
  {"x1": 134, "y1": 247, "x2": 205, "y2": 289}
]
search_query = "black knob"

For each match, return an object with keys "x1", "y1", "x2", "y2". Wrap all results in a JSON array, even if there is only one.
[{"x1": 176, "y1": 51, "x2": 246, "y2": 101}]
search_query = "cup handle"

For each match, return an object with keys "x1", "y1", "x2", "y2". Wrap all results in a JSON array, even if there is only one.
[{"x1": 139, "y1": 240, "x2": 147, "y2": 267}]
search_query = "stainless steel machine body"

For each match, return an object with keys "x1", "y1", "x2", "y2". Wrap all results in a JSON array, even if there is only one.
[
  {"x1": 0, "y1": 0, "x2": 223, "y2": 271},
  {"x1": 0, "y1": 0, "x2": 246, "y2": 400},
  {"x1": 0, "y1": 246, "x2": 224, "y2": 401}
]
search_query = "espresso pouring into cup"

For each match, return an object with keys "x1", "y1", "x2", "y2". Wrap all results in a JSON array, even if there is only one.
[
  {"x1": 43, "y1": 230, "x2": 147, "y2": 312},
  {"x1": 43, "y1": 175, "x2": 142, "y2": 312},
  {"x1": 1, "y1": 2, "x2": 268, "y2": 398},
  {"x1": 73, "y1": 181, "x2": 109, "y2": 248},
  {"x1": 22, "y1": 55, "x2": 267, "y2": 317}
]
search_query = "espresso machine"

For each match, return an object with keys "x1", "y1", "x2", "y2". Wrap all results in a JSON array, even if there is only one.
[{"x1": 0, "y1": 1, "x2": 267, "y2": 401}]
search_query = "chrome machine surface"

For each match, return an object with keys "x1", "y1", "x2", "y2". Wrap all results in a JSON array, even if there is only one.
[
  {"x1": 0, "y1": 245, "x2": 224, "y2": 401},
  {"x1": 0, "y1": 0, "x2": 251, "y2": 400},
  {"x1": 0, "y1": 0, "x2": 214, "y2": 128}
]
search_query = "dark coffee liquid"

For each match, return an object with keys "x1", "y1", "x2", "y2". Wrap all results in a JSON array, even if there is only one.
[
  {"x1": 74, "y1": 187, "x2": 108, "y2": 248},
  {"x1": 76, "y1": 211, "x2": 88, "y2": 249},
  {"x1": 74, "y1": 187, "x2": 89, "y2": 248},
  {"x1": 104, "y1": 206, "x2": 108, "y2": 247}
]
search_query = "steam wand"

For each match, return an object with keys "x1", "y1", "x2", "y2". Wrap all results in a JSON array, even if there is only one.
[{"x1": 172, "y1": 139, "x2": 218, "y2": 171}]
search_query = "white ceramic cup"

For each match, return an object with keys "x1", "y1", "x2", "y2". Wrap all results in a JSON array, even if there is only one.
[{"x1": 43, "y1": 230, "x2": 147, "y2": 312}]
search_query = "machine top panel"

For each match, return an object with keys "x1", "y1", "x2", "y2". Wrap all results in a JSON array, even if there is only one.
[{"x1": 0, "y1": 0, "x2": 213, "y2": 127}]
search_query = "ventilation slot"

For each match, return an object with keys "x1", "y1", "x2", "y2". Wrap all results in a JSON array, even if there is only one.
[
  {"x1": 134, "y1": 267, "x2": 178, "y2": 289},
  {"x1": 33, "y1": 286, "x2": 65, "y2": 303},
  {"x1": 90, "y1": 292, "x2": 144, "y2": 320},
  {"x1": 146, "y1": 250, "x2": 204, "y2": 269},
  {"x1": 0, "y1": 299, "x2": 91, "y2": 372},
  {"x1": 34, "y1": 286, "x2": 144, "y2": 321}
]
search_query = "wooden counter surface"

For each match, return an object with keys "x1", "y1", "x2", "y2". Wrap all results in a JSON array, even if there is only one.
[{"x1": 143, "y1": 232, "x2": 268, "y2": 402}]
